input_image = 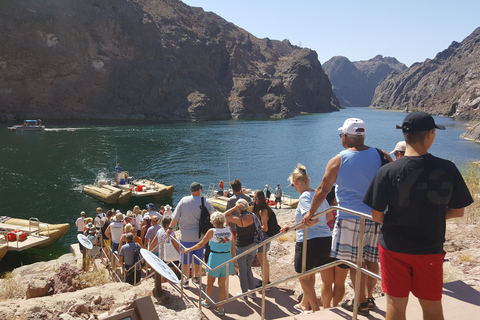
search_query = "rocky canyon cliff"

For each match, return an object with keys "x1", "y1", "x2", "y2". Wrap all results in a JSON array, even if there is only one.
[
  {"x1": 0, "y1": 0, "x2": 340, "y2": 121},
  {"x1": 323, "y1": 55, "x2": 406, "y2": 107},
  {"x1": 371, "y1": 27, "x2": 480, "y2": 120}
]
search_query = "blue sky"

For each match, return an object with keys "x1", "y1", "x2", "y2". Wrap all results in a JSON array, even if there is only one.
[{"x1": 182, "y1": 0, "x2": 480, "y2": 67}]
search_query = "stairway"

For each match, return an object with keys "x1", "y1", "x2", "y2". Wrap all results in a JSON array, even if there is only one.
[{"x1": 175, "y1": 274, "x2": 480, "y2": 320}]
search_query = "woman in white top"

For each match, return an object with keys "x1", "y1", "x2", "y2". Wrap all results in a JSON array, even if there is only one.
[{"x1": 132, "y1": 205, "x2": 143, "y2": 237}]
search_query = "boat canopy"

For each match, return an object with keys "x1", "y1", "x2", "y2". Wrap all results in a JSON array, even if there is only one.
[{"x1": 24, "y1": 120, "x2": 40, "y2": 123}]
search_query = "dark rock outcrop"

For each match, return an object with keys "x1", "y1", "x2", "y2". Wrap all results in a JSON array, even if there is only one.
[
  {"x1": 0, "y1": 0, "x2": 339, "y2": 121},
  {"x1": 323, "y1": 55, "x2": 406, "y2": 107},
  {"x1": 371, "y1": 27, "x2": 480, "y2": 120}
]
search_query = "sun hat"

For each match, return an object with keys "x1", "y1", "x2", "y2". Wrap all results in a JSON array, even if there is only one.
[
  {"x1": 396, "y1": 112, "x2": 446, "y2": 133},
  {"x1": 114, "y1": 212, "x2": 124, "y2": 222},
  {"x1": 389, "y1": 141, "x2": 406, "y2": 154},
  {"x1": 338, "y1": 118, "x2": 366, "y2": 136},
  {"x1": 190, "y1": 182, "x2": 203, "y2": 191}
]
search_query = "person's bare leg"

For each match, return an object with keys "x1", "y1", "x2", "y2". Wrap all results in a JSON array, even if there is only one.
[
  {"x1": 206, "y1": 274, "x2": 215, "y2": 302},
  {"x1": 385, "y1": 294, "x2": 408, "y2": 320},
  {"x1": 365, "y1": 260, "x2": 379, "y2": 299},
  {"x1": 349, "y1": 267, "x2": 367, "y2": 303},
  {"x1": 194, "y1": 261, "x2": 201, "y2": 278},
  {"x1": 299, "y1": 273, "x2": 320, "y2": 312},
  {"x1": 320, "y1": 267, "x2": 334, "y2": 308},
  {"x1": 418, "y1": 298, "x2": 444, "y2": 320},
  {"x1": 217, "y1": 276, "x2": 226, "y2": 311},
  {"x1": 333, "y1": 266, "x2": 348, "y2": 307}
]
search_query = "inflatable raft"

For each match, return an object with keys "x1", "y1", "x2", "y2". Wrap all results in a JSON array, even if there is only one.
[
  {"x1": 0, "y1": 216, "x2": 69, "y2": 261},
  {"x1": 82, "y1": 172, "x2": 174, "y2": 204}
]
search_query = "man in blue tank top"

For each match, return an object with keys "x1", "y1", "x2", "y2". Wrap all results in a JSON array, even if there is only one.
[{"x1": 303, "y1": 118, "x2": 392, "y2": 316}]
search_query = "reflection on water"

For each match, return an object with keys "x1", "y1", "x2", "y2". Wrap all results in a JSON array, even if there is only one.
[{"x1": 1, "y1": 108, "x2": 479, "y2": 272}]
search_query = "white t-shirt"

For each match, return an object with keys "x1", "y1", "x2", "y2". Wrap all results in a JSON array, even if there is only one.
[{"x1": 75, "y1": 217, "x2": 85, "y2": 232}]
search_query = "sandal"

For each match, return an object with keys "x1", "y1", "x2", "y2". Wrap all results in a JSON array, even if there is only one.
[
  {"x1": 341, "y1": 299, "x2": 369, "y2": 316},
  {"x1": 294, "y1": 304, "x2": 311, "y2": 313},
  {"x1": 366, "y1": 297, "x2": 376, "y2": 310}
]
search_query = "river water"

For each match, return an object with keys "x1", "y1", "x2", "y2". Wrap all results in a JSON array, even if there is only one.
[{"x1": 1, "y1": 107, "x2": 479, "y2": 272}]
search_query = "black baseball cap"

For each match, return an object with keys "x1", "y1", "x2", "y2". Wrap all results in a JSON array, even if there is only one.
[{"x1": 396, "y1": 112, "x2": 445, "y2": 133}]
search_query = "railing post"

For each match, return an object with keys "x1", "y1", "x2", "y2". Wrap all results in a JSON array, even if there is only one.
[
  {"x1": 260, "y1": 243, "x2": 266, "y2": 320},
  {"x1": 154, "y1": 271, "x2": 163, "y2": 297},
  {"x1": 301, "y1": 224, "x2": 308, "y2": 273},
  {"x1": 352, "y1": 216, "x2": 367, "y2": 320}
]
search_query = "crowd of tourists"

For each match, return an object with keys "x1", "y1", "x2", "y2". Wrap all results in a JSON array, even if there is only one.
[{"x1": 75, "y1": 112, "x2": 473, "y2": 319}]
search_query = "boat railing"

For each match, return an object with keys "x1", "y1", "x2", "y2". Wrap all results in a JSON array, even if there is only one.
[
  {"x1": 0, "y1": 227, "x2": 8, "y2": 243},
  {"x1": 205, "y1": 183, "x2": 216, "y2": 198},
  {"x1": 29, "y1": 217, "x2": 48, "y2": 236},
  {"x1": 174, "y1": 205, "x2": 380, "y2": 320}
]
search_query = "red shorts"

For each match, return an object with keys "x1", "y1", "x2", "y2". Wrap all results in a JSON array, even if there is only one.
[{"x1": 379, "y1": 245, "x2": 445, "y2": 301}]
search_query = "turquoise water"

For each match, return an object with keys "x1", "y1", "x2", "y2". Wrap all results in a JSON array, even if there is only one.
[{"x1": 1, "y1": 107, "x2": 479, "y2": 271}]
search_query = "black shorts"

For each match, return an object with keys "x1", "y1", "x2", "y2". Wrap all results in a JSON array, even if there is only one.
[
  {"x1": 294, "y1": 236, "x2": 332, "y2": 273},
  {"x1": 327, "y1": 256, "x2": 350, "y2": 269}
]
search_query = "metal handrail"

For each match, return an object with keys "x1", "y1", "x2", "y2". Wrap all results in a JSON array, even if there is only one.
[{"x1": 178, "y1": 205, "x2": 380, "y2": 320}]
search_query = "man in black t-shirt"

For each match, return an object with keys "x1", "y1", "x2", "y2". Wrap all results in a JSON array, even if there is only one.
[{"x1": 364, "y1": 112, "x2": 473, "y2": 320}]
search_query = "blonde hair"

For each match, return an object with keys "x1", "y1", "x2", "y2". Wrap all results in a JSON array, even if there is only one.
[
  {"x1": 84, "y1": 217, "x2": 93, "y2": 224},
  {"x1": 141, "y1": 209, "x2": 147, "y2": 217},
  {"x1": 124, "y1": 223, "x2": 134, "y2": 233},
  {"x1": 210, "y1": 211, "x2": 226, "y2": 227},
  {"x1": 132, "y1": 205, "x2": 141, "y2": 215},
  {"x1": 288, "y1": 163, "x2": 310, "y2": 184},
  {"x1": 236, "y1": 199, "x2": 249, "y2": 212}
]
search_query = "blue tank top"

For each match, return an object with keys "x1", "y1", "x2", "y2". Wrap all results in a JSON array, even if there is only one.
[
  {"x1": 336, "y1": 147, "x2": 381, "y2": 219},
  {"x1": 209, "y1": 227, "x2": 233, "y2": 253}
]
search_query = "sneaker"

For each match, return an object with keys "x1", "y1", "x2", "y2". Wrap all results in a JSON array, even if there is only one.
[
  {"x1": 248, "y1": 292, "x2": 256, "y2": 299},
  {"x1": 193, "y1": 276, "x2": 199, "y2": 284},
  {"x1": 216, "y1": 308, "x2": 225, "y2": 316},
  {"x1": 236, "y1": 292, "x2": 247, "y2": 301},
  {"x1": 255, "y1": 282, "x2": 271, "y2": 291},
  {"x1": 201, "y1": 300, "x2": 211, "y2": 308},
  {"x1": 182, "y1": 280, "x2": 189, "y2": 288}
]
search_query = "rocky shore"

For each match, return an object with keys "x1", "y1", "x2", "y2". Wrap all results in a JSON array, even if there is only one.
[{"x1": 0, "y1": 209, "x2": 478, "y2": 320}]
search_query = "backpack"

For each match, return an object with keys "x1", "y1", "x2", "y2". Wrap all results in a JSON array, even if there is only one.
[
  {"x1": 247, "y1": 212, "x2": 265, "y2": 244},
  {"x1": 199, "y1": 197, "x2": 213, "y2": 237},
  {"x1": 375, "y1": 148, "x2": 390, "y2": 166},
  {"x1": 266, "y1": 210, "x2": 281, "y2": 237},
  {"x1": 133, "y1": 243, "x2": 144, "y2": 268}
]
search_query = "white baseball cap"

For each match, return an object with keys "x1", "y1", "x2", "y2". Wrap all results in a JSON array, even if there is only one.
[
  {"x1": 338, "y1": 118, "x2": 366, "y2": 136},
  {"x1": 390, "y1": 141, "x2": 406, "y2": 154}
]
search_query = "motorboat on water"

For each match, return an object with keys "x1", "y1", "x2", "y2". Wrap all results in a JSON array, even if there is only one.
[
  {"x1": 0, "y1": 216, "x2": 69, "y2": 262},
  {"x1": 8, "y1": 119, "x2": 45, "y2": 131},
  {"x1": 82, "y1": 171, "x2": 174, "y2": 205}
]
